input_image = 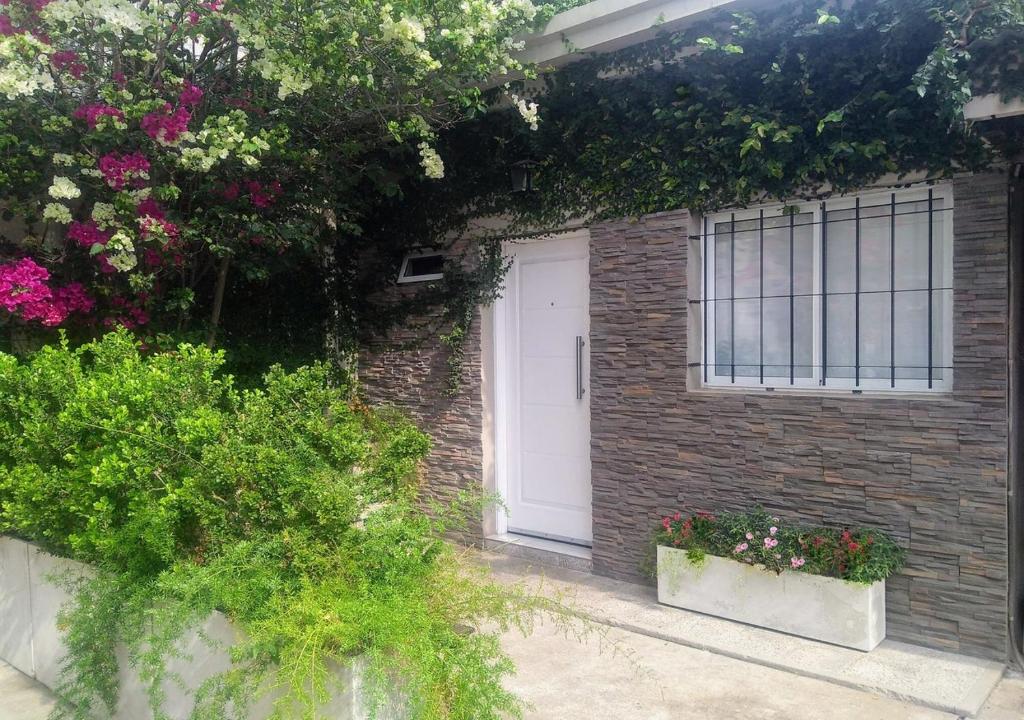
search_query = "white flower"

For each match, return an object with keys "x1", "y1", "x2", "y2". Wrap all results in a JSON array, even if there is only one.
[
  {"x1": 52, "y1": 153, "x2": 75, "y2": 167},
  {"x1": 91, "y1": 202, "x2": 116, "y2": 228},
  {"x1": 43, "y1": 203, "x2": 72, "y2": 224},
  {"x1": 48, "y1": 176, "x2": 81, "y2": 200},
  {"x1": 106, "y1": 230, "x2": 137, "y2": 271},
  {"x1": 510, "y1": 93, "x2": 539, "y2": 131},
  {"x1": 0, "y1": 37, "x2": 55, "y2": 99},
  {"x1": 418, "y1": 142, "x2": 444, "y2": 179}
]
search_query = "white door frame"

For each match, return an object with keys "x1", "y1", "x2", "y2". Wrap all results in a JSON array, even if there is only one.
[{"x1": 490, "y1": 229, "x2": 592, "y2": 543}]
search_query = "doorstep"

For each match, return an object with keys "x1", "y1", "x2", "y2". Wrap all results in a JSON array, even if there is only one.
[
  {"x1": 484, "y1": 533, "x2": 593, "y2": 573},
  {"x1": 481, "y1": 551, "x2": 1005, "y2": 718}
]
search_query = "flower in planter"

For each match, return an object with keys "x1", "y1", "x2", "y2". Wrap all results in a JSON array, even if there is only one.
[
  {"x1": 791, "y1": 556, "x2": 806, "y2": 569},
  {"x1": 733, "y1": 542, "x2": 748, "y2": 554},
  {"x1": 763, "y1": 537, "x2": 778, "y2": 549}
]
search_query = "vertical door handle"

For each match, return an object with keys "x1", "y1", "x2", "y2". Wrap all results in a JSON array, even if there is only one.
[{"x1": 576, "y1": 335, "x2": 585, "y2": 399}]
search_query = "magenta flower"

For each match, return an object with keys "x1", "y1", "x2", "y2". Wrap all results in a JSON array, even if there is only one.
[
  {"x1": 179, "y1": 82, "x2": 204, "y2": 107},
  {"x1": 141, "y1": 104, "x2": 191, "y2": 145},
  {"x1": 98, "y1": 152, "x2": 150, "y2": 190},
  {"x1": 73, "y1": 103, "x2": 124, "y2": 129},
  {"x1": 68, "y1": 220, "x2": 111, "y2": 248}
]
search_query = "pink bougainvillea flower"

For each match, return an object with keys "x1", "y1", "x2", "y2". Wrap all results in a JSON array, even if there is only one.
[
  {"x1": 0, "y1": 14, "x2": 15, "y2": 36},
  {"x1": 141, "y1": 103, "x2": 191, "y2": 145},
  {"x1": 201, "y1": 0, "x2": 223, "y2": 11},
  {"x1": 136, "y1": 197, "x2": 166, "y2": 220},
  {"x1": 179, "y1": 82, "x2": 204, "y2": 106},
  {"x1": 67, "y1": 220, "x2": 111, "y2": 248},
  {"x1": 0, "y1": 258, "x2": 50, "y2": 313},
  {"x1": 51, "y1": 50, "x2": 85, "y2": 78},
  {"x1": 98, "y1": 151, "x2": 150, "y2": 190},
  {"x1": 187, "y1": 10, "x2": 200, "y2": 24},
  {"x1": 73, "y1": 103, "x2": 124, "y2": 129}
]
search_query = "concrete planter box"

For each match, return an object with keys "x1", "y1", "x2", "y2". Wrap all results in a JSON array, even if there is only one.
[
  {"x1": 656, "y1": 545, "x2": 885, "y2": 651},
  {"x1": 0, "y1": 536, "x2": 402, "y2": 719}
]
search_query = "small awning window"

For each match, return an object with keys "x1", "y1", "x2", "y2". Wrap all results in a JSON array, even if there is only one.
[{"x1": 397, "y1": 251, "x2": 445, "y2": 283}]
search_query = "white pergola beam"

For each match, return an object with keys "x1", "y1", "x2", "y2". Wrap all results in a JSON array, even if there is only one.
[{"x1": 964, "y1": 94, "x2": 1024, "y2": 121}]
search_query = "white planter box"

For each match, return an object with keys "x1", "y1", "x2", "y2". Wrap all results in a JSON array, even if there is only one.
[
  {"x1": 656, "y1": 545, "x2": 886, "y2": 651},
  {"x1": 0, "y1": 536, "x2": 403, "y2": 719}
]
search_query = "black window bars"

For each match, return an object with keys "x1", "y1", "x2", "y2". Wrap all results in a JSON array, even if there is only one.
[{"x1": 699, "y1": 191, "x2": 950, "y2": 391}]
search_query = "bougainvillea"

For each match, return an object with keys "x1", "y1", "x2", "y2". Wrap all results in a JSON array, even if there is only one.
[
  {"x1": 0, "y1": 258, "x2": 93, "y2": 326},
  {"x1": 0, "y1": 0, "x2": 546, "y2": 344}
]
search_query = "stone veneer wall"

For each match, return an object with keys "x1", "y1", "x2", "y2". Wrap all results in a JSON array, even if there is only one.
[
  {"x1": 359, "y1": 294, "x2": 485, "y2": 541},
  {"x1": 587, "y1": 172, "x2": 1010, "y2": 660}
]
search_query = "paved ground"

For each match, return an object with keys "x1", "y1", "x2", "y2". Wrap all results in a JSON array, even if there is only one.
[
  {"x1": 2, "y1": 642, "x2": 1023, "y2": 720},
  {"x1": 0, "y1": 661, "x2": 56, "y2": 720},
  {"x1": 501, "y1": 621, "x2": 1024, "y2": 720}
]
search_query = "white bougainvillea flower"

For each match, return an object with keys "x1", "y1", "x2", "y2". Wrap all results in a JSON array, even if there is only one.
[
  {"x1": 43, "y1": 203, "x2": 73, "y2": 224},
  {"x1": 418, "y1": 142, "x2": 445, "y2": 179},
  {"x1": 48, "y1": 176, "x2": 81, "y2": 200},
  {"x1": 510, "y1": 93, "x2": 539, "y2": 131}
]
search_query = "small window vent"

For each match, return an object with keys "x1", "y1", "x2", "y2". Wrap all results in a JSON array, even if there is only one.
[{"x1": 397, "y1": 252, "x2": 444, "y2": 283}]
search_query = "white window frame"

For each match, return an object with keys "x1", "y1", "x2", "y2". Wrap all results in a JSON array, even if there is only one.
[
  {"x1": 702, "y1": 184, "x2": 954, "y2": 393},
  {"x1": 397, "y1": 250, "x2": 445, "y2": 284}
]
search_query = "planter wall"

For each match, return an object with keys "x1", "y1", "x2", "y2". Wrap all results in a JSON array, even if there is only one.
[
  {"x1": 656, "y1": 545, "x2": 885, "y2": 651},
  {"x1": 0, "y1": 536, "x2": 402, "y2": 719}
]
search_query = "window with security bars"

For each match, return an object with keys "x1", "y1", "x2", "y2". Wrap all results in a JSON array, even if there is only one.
[{"x1": 701, "y1": 186, "x2": 952, "y2": 392}]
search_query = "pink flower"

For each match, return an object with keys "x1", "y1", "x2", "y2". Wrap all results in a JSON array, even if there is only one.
[
  {"x1": 790, "y1": 557, "x2": 806, "y2": 569},
  {"x1": 733, "y1": 543, "x2": 748, "y2": 554},
  {"x1": 135, "y1": 198, "x2": 165, "y2": 220},
  {"x1": 745, "y1": 532, "x2": 753, "y2": 541},
  {"x1": 179, "y1": 82, "x2": 203, "y2": 106},
  {"x1": 67, "y1": 220, "x2": 111, "y2": 248},
  {"x1": 187, "y1": 10, "x2": 200, "y2": 24},
  {"x1": 51, "y1": 50, "x2": 85, "y2": 78},
  {"x1": 113, "y1": 71, "x2": 127, "y2": 88},
  {"x1": 763, "y1": 537, "x2": 778, "y2": 549},
  {"x1": 0, "y1": 14, "x2": 15, "y2": 36},
  {"x1": 221, "y1": 182, "x2": 240, "y2": 201},
  {"x1": 769, "y1": 526, "x2": 778, "y2": 536},
  {"x1": 73, "y1": 103, "x2": 124, "y2": 129},
  {"x1": 98, "y1": 152, "x2": 150, "y2": 190},
  {"x1": 0, "y1": 258, "x2": 50, "y2": 313},
  {"x1": 141, "y1": 104, "x2": 190, "y2": 145}
]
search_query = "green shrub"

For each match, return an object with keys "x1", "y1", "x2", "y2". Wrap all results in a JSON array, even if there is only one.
[
  {"x1": 0, "y1": 331, "x2": 543, "y2": 719},
  {"x1": 655, "y1": 507, "x2": 905, "y2": 584}
]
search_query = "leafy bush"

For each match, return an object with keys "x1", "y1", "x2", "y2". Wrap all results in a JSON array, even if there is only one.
[
  {"x1": 655, "y1": 507, "x2": 904, "y2": 584},
  {"x1": 0, "y1": 331, "x2": 544, "y2": 719}
]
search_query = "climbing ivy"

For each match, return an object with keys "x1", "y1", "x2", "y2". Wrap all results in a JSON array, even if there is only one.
[{"x1": 381, "y1": 0, "x2": 1021, "y2": 244}]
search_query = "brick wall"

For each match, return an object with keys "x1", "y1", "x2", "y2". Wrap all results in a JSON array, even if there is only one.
[{"x1": 588, "y1": 172, "x2": 1010, "y2": 660}]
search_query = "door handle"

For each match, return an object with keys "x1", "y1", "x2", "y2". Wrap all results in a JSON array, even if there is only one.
[{"x1": 575, "y1": 335, "x2": 585, "y2": 400}]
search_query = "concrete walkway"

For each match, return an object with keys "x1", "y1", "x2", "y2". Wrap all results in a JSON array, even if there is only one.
[{"x1": 483, "y1": 551, "x2": 1009, "y2": 717}]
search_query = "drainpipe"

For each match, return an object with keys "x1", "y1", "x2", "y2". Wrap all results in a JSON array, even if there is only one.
[{"x1": 1008, "y1": 162, "x2": 1024, "y2": 669}]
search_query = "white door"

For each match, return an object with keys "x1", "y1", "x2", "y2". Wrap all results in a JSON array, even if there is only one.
[{"x1": 496, "y1": 232, "x2": 592, "y2": 546}]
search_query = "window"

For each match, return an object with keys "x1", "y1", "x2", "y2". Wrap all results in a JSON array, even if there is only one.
[
  {"x1": 701, "y1": 186, "x2": 952, "y2": 392},
  {"x1": 397, "y1": 251, "x2": 445, "y2": 283}
]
